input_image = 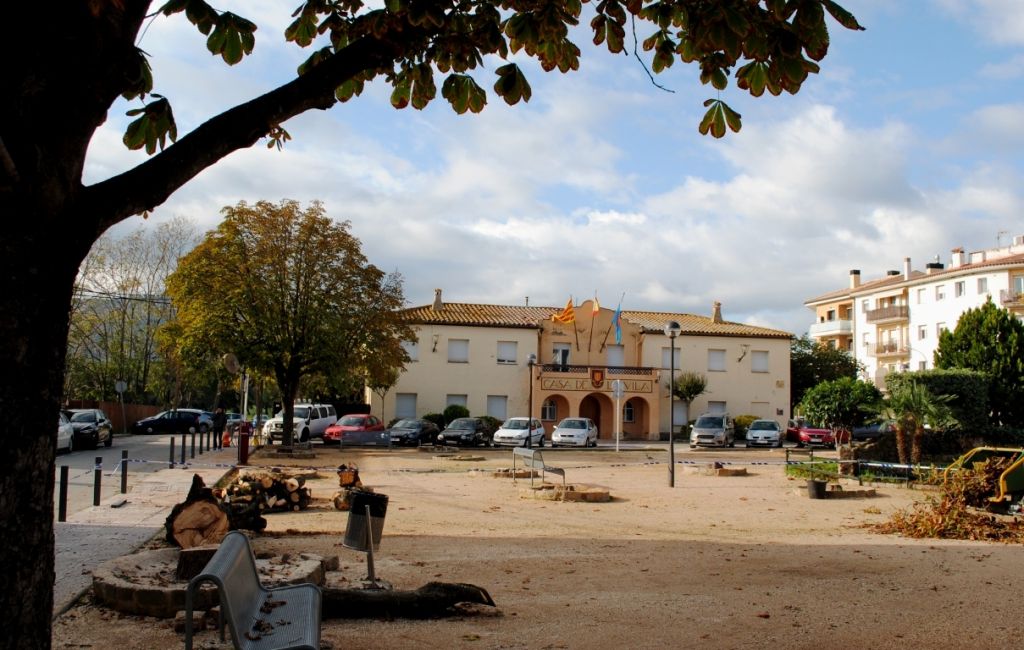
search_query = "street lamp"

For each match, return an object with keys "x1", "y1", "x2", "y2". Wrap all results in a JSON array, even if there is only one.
[
  {"x1": 664, "y1": 321, "x2": 681, "y2": 487},
  {"x1": 526, "y1": 353, "x2": 537, "y2": 449}
]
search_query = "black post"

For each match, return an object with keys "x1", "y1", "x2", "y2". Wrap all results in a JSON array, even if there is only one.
[
  {"x1": 58, "y1": 465, "x2": 69, "y2": 522},
  {"x1": 180, "y1": 432, "x2": 187, "y2": 465},
  {"x1": 191, "y1": 430, "x2": 196, "y2": 459},
  {"x1": 169, "y1": 437, "x2": 175, "y2": 469},
  {"x1": 120, "y1": 449, "x2": 128, "y2": 493},
  {"x1": 93, "y1": 456, "x2": 102, "y2": 506}
]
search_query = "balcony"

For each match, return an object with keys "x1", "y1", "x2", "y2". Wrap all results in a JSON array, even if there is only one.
[
  {"x1": 1001, "y1": 289, "x2": 1024, "y2": 307},
  {"x1": 808, "y1": 319, "x2": 853, "y2": 338},
  {"x1": 538, "y1": 364, "x2": 657, "y2": 395},
  {"x1": 866, "y1": 341, "x2": 909, "y2": 358},
  {"x1": 865, "y1": 305, "x2": 909, "y2": 323}
]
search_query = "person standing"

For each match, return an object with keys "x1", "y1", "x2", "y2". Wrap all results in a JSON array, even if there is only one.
[{"x1": 213, "y1": 406, "x2": 229, "y2": 448}]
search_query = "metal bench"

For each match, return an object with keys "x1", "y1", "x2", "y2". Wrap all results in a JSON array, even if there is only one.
[
  {"x1": 184, "y1": 530, "x2": 321, "y2": 650},
  {"x1": 512, "y1": 447, "x2": 565, "y2": 486}
]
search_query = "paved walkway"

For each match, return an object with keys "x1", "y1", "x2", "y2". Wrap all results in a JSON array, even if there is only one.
[{"x1": 53, "y1": 447, "x2": 238, "y2": 617}]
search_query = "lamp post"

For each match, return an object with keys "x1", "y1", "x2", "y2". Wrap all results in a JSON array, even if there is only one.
[
  {"x1": 664, "y1": 321, "x2": 681, "y2": 487},
  {"x1": 526, "y1": 353, "x2": 537, "y2": 448}
]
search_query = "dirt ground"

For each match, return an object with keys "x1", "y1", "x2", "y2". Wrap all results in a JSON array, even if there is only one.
[{"x1": 52, "y1": 445, "x2": 1024, "y2": 649}]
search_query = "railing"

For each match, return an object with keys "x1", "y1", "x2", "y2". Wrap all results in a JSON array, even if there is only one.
[
  {"x1": 1001, "y1": 289, "x2": 1023, "y2": 306},
  {"x1": 865, "y1": 305, "x2": 909, "y2": 322},
  {"x1": 869, "y1": 341, "x2": 908, "y2": 356},
  {"x1": 808, "y1": 319, "x2": 853, "y2": 337},
  {"x1": 540, "y1": 364, "x2": 656, "y2": 376}
]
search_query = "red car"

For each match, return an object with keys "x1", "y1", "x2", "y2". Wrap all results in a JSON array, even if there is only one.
[
  {"x1": 323, "y1": 414, "x2": 386, "y2": 445},
  {"x1": 787, "y1": 419, "x2": 847, "y2": 448}
]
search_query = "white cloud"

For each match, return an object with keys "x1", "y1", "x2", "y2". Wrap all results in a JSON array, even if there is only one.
[{"x1": 934, "y1": 0, "x2": 1024, "y2": 46}]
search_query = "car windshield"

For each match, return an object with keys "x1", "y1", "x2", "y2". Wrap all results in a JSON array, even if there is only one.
[
  {"x1": 749, "y1": 421, "x2": 776, "y2": 430},
  {"x1": 448, "y1": 418, "x2": 476, "y2": 430},
  {"x1": 695, "y1": 416, "x2": 723, "y2": 428},
  {"x1": 560, "y1": 419, "x2": 586, "y2": 429},
  {"x1": 503, "y1": 419, "x2": 528, "y2": 429},
  {"x1": 69, "y1": 411, "x2": 95, "y2": 423},
  {"x1": 275, "y1": 407, "x2": 310, "y2": 418},
  {"x1": 340, "y1": 416, "x2": 367, "y2": 426},
  {"x1": 393, "y1": 419, "x2": 417, "y2": 428}
]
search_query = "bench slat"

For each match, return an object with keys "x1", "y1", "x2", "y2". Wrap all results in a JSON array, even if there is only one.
[{"x1": 512, "y1": 447, "x2": 565, "y2": 486}]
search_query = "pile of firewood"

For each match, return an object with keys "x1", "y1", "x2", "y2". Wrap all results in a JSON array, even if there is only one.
[{"x1": 224, "y1": 471, "x2": 314, "y2": 513}]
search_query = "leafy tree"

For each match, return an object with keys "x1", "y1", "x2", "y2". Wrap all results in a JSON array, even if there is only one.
[
  {"x1": 368, "y1": 366, "x2": 401, "y2": 419},
  {"x1": 443, "y1": 404, "x2": 471, "y2": 424},
  {"x1": 799, "y1": 377, "x2": 881, "y2": 447},
  {"x1": 935, "y1": 298, "x2": 1024, "y2": 426},
  {"x1": 790, "y1": 334, "x2": 861, "y2": 409},
  {"x1": 672, "y1": 371, "x2": 708, "y2": 427},
  {"x1": 886, "y1": 369, "x2": 989, "y2": 431},
  {"x1": 881, "y1": 380, "x2": 956, "y2": 465},
  {"x1": 164, "y1": 200, "x2": 411, "y2": 447},
  {"x1": 1, "y1": 2, "x2": 862, "y2": 645}
]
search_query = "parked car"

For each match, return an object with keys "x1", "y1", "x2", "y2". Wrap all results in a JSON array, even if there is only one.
[
  {"x1": 323, "y1": 414, "x2": 387, "y2": 445},
  {"x1": 436, "y1": 417, "x2": 494, "y2": 447},
  {"x1": 225, "y1": 412, "x2": 244, "y2": 433},
  {"x1": 787, "y1": 419, "x2": 840, "y2": 448},
  {"x1": 852, "y1": 420, "x2": 895, "y2": 442},
  {"x1": 689, "y1": 413, "x2": 735, "y2": 448},
  {"x1": 67, "y1": 408, "x2": 113, "y2": 449},
  {"x1": 262, "y1": 403, "x2": 338, "y2": 443},
  {"x1": 492, "y1": 417, "x2": 546, "y2": 447},
  {"x1": 131, "y1": 408, "x2": 212, "y2": 435},
  {"x1": 550, "y1": 417, "x2": 599, "y2": 447},
  {"x1": 386, "y1": 418, "x2": 440, "y2": 446},
  {"x1": 56, "y1": 411, "x2": 74, "y2": 453},
  {"x1": 745, "y1": 419, "x2": 782, "y2": 448}
]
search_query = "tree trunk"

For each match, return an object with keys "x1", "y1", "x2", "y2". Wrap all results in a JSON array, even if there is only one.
[
  {"x1": 910, "y1": 424, "x2": 925, "y2": 466},
  {"x1": 321, "y1": 582, "x2": 495, "y2": 619},
  {"x1": 0, "y1": 215, "x2": 85, "y2": 650},
  {"x1": 894, "y1": 424, "x2": 909, "y2": 466}
]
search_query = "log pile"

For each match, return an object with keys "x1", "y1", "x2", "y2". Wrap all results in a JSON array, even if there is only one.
[{"x1": 223, "y1": 471, "x2": 314, "y2": 514}]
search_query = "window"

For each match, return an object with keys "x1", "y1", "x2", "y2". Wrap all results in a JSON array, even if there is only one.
[
  {"x1": 401, "y1": 339, "x2": 419, "y2": 362},
  {"x1": 661, "y1": 347, "x2": 681, "y2": 369},
  {"x1": 448, "y1": 339, "x2": 469, "y2": 363},
  {"x1": 606, "y1": 344, "x2": 624, "y2": 367},
  {"x1": 918, "y1": 325, "x2": 927, "y2": 340},
  {"x1": 935, "y1": 285, "x2": 945, "y2": 300},
  {"x1": 541, "y1": 399, "x2": 557, "y2": 421},
  {"x1": 978, "y1": 277, "x2": 988, "y2": 294},
  {"x1": 862, "y1": 300, "x2": 869, "y2": 312},
  {"x1": 395, "y1": 393, "x2": 417, "y2": 418},
  {"x1": 623, "y1": 401, "x2": 635, "y2": 423},
  {"x1": 916, "y1": 288, "x2": 926, "y2": 304},
  {"x1": 486, "y1": 395, "x2": 508, "y2": 420},
  {"x1": 1015, "y1": 276, "x2": 1024, "y2": 294},
  {"x1": 751, "y1": 350, "x2": 769, "y2": 373},
  {"x1": 918, "y1": 361, "x2": 927, "y2": 371},
  {"x1": 936, "y1": 322, "x2": 946, "y2": 337},
  {"x1": 826, "y1": 309, "x2": 836, "y2": 321},
  {"x1": 552, "y1": 342, "x2": 571, "y2": 367},
  {"x1": 708, "y1": 349, "x2": 726, "y2": 372},
  {"x1": 954, "y1": 281, "x2": 965, "y2": 298},
  {"x1": 446, "y1": 394, "x2": 467, "y2": 407},
  {"x1": 496, "y1": 341, "x2": 517, "y2": 364}
]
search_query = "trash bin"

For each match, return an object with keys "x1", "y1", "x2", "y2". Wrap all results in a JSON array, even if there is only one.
[
  {"x1": 343, "y1": 490, "x2": 388, "y2": 552},
  {"x1": 807, "y1": 479, "x2": 828, "y2": 499}
]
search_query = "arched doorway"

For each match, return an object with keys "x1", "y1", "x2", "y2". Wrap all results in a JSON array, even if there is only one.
[
  {"x1": 621, "y1": 397, "x2": 650, "y2": 439},
  {"x1": 540, "y1": 394, "x2": 570, "y2": 434},
  {"x1": 580, "y1": 393, "x2": 614, "y2": 439}
]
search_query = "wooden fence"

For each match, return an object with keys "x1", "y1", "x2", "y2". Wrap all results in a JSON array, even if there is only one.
[{"x1": 65, "y1": 400, "x2": 162, "y2": 434}]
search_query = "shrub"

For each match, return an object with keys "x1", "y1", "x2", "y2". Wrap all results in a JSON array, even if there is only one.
[
  {"x1": 478, "y1": 415, "x2": 502, "y2": 435},
  {"x1": 442, "y1": 404, "x2": 469, "y2": 424},
  {"x1": 422, "y1": 412, "x2": 445, "y2": 429},
  {"x1": 734, "y1": 415, "x2": 759, "y2": 440},
  {"x1": 886, "y1": 369, "x2": 989, "y2": 430}
]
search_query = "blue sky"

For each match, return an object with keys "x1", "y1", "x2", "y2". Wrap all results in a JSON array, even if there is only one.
[{"x1": 85, "y1": 1, "x2": 1024, "y2": 336}]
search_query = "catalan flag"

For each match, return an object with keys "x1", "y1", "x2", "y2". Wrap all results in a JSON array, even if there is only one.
[{"x1": 552, "y1": 298, "x2": 575, "y2": 324}]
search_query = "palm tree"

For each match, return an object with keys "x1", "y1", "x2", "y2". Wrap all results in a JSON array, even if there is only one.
[{"x1": 881, "y1": 381, "x2": 956, "y2": 465}]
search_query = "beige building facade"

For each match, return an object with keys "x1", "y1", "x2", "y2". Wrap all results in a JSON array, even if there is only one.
[{"x1": 369, "y1": 290, "x2": 792, "y2": 440}]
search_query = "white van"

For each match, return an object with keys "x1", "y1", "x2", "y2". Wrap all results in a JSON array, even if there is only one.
[{"x1": 263, "y1": 403, "x2": 337, "y2": 443}]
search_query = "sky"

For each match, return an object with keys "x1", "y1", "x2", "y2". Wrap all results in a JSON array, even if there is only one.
[{"x1": 84, "y1": 1, "x2": 1024, "y2": 336}]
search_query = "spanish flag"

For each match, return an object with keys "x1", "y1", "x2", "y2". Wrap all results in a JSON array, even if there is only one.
[{"x1": 552, "y1": 298, "x2": 575, "y2": 324}]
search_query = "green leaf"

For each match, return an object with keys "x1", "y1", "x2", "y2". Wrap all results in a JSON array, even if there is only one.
[
  {"x1": 822, "y1": 0, "x2": 865, "y2": 31},
  {"x1": 698, "y1": 99, "x2": 740, "y2": 138},
  {"x1": 390, "y1": 77, "x2": 411, "y2": 109},
  {"x1": 493, "y1": 63, "x2": 531, "y2": 105},
  {"x1": 335, "y1": 77, "x2": 364, "y2": 103}
]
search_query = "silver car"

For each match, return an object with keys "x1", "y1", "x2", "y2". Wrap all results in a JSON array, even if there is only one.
[
  {"x1": 689, "y1": 413, "x2": 735, "y2": 448},
  {"x1": 745, "y1": 419, "x2": 782, "y2": 448},
  {"x1": 550, "y1": 417, "x2": 598, "y2": 448}
]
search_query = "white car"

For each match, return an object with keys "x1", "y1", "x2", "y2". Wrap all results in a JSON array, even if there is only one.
[
  {"x1": 56, "y1": 412, "x2": 74, "y2": 453},
  {"x1": 550, "y1": 417, "x2": 599, "y2": 447},
  {"x1": 745, "y1": 419, "x2": 783, "y2": 448},
  {"x1": 492, "y1": 417, "x2": 546, "y2": 447},
  {"x1": 263, "y1": 403, "x2": 337, "y2": 443}
]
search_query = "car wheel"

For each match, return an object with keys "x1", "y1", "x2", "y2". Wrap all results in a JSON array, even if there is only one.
[
  {"x1": 537, "y1": 437, "x2": 544, "y2": 448},
  {"x1": 199, "y1": 423, "x2": 209, "y2": 433},
  {"x1": 104, "y1": 433, "x2": 113, "y2": 447}
]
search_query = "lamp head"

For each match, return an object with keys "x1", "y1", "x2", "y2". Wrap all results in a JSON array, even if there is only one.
[
  {"x1": 527, "y1": 353, "x2": 537, "y2": 366},
  {"x1": 664, "y1": 321, "x2": 681, "y2": 338}
]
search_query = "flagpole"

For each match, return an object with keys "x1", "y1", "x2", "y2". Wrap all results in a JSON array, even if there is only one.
[{"x1": 587, "y1": 297, "x2": 597, "y2": 353}]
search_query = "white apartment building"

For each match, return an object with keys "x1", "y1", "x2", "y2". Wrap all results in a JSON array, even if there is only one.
[
  {"x1": 369, "y1": 290, "x2": 793, "y2": 440},
  {"x1": 805, "y1": 235, "x2": 1024, "y2": 388}
]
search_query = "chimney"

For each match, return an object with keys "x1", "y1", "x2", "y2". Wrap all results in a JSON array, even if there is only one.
[
  {"x1": 903, "y1": 257, "x2": 911, "y2": 281},
  {"x1": 925, "y1": 262, "x2": 944, "y2": 274},
  {"x1": 432, "y1": 288, "x2": 443, "y2": 311},
  {"x1": 711, "y1": 301, "x2": 723, "y2": 324},
  {"x1": 886, "y1": 270, "x2": 900, "y2": 276},
  {"x1": 950, "y1": 247, "x2": 965, "y2": 268},
  {"x1": 849, "y1": 270, "x2": 861, "y2": 289}
]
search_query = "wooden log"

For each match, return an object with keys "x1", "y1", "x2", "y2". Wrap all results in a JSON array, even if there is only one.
[{"x1": 321, "y1": 582, "x2": 495, "y2": 619}]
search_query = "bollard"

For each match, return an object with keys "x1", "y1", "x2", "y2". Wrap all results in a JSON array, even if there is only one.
[
  {"x1": 181, "y1": 432, "x2": 187, "y2": 466},
  {"x1": 238, "y1": 431, "x2": 249, "y2": 466},
  {"x1": 58, "y1": 465, "x2": 69, "y2": 522},
  {"x1": 93, "y1": 456, "x2": 102, "y2": 506},
  {"x1": 120, "y1": 449, "x2": 128, "y2": 493},
  {"x1": 191, "y1": 430, "x2": 196, "y2": 459},
  {"x1": 169, "y1": 437, "x2": 175, "y2": 469}
]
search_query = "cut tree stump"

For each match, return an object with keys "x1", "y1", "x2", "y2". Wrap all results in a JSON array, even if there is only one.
[{"x1": 321, "y1": 582, "x2": 495, "y2": 619}]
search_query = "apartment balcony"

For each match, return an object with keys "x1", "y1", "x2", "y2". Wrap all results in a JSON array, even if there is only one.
[
  {"x1": 808, "y1": 319, "x2": 853, "y2": 338},
  {"x1": 538, "y1": 364, "x2": 657, "y2": 395},
  {"x1": 865, "y1": 305, "x2": 909, "y2": 324},
  {"x1": 1001, "y1": 289, "x2": 1024, "y2": 307},
  {"x1": 865, "y1": 341, "x2": 910, "y2": 358}
]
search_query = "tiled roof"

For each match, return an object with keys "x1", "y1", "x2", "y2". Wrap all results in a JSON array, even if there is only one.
[
  {"x1": 806, "y1": 251, "x2": 1024, "y2": 306},
  {"x1": 400, "y1": 302, "x2": 791, "y2": 339}
]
